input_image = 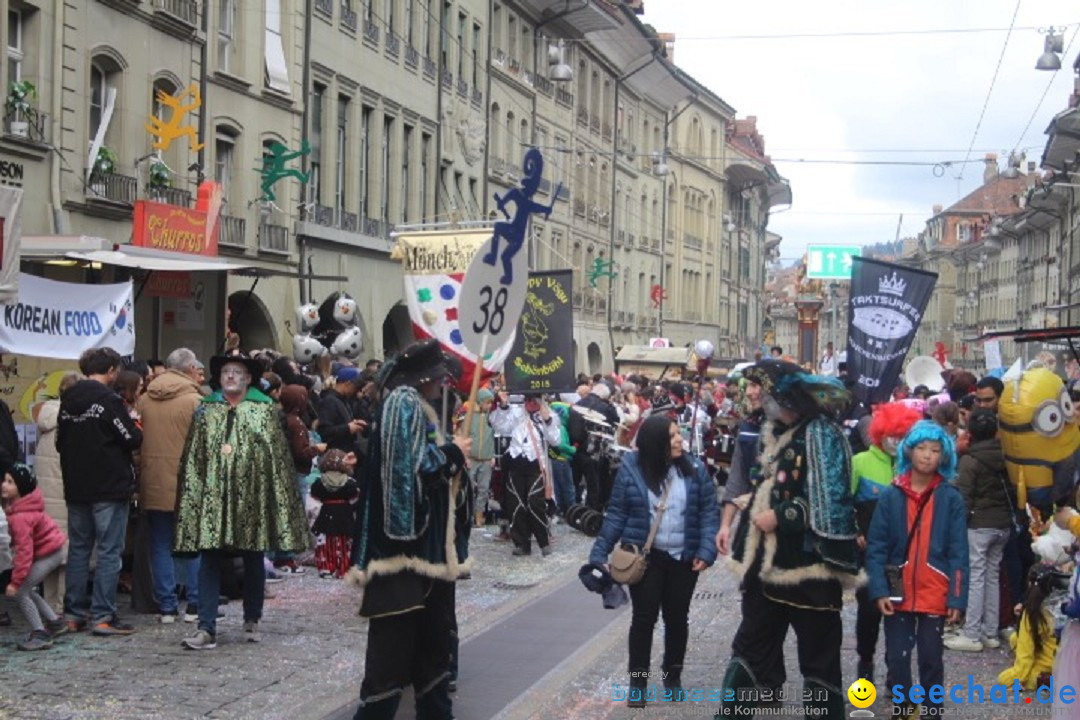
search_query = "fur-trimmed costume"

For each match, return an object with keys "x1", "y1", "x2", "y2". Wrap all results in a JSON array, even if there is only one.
[
  {"x1": 720, "y1": 361, "x2": 859, "y2": 719},
  {"x1": 348, "y1": 355, "x2": 466, "y2": 720}
]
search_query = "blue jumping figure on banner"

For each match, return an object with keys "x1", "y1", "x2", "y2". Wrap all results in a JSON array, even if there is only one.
[{"x1": 483, "y1": 148, "x2": 559, "y2": 286}]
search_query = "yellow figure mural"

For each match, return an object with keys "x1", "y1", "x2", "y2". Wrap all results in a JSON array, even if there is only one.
[
  {"x1": 998, "y1": 367, "x2": 1080, "y2": 511},
  {"x1": 145, "y1": 84, "x2": 204, "y2": 152}
]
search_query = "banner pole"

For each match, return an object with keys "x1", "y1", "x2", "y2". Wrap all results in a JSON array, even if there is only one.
[{"x1": 458, "y1": 334, "x2": 489, "y2": 441}]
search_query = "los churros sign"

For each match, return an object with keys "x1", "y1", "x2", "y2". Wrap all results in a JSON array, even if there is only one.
[{"x1": 132, "y1": 181, "x2": 224, "y2": 257}]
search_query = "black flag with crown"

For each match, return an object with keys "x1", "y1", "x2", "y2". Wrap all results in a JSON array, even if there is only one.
[{"x1": 845, "y1": 257, "x2": 938, "y2": 405}]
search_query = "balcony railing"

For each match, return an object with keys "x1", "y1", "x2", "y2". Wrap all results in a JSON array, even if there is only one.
[
  {"x1": 258, "y1": 222, "x2": 289, "y2": 253},
  {"x1": 3, "y1": 111, "x2": 50, "y2": 144},
  {"x1": 523, "y1": 70, "x2": 535, "y2": 87},
  {"x1": 314, "y1": 0, "x2": 333, "y2": 15},
  {"x1": 509, "y1": 58, "x2": 521, "y2": 74},
  {"x1": 602, "y1": 121, "x2": 612, "y2": 142},
  {"x1": 590, "y1": 115, "x2": 600, "y2": 134},
  {"x1": 340, "y1": 211, "x2": 359, "y2": 232},
  {"x1": 88, "y1": 173, "x2": 137, "y2": 205},
  {"x1": 534, "y1": 75, "x2": 553, "y2": 96},
  {"x1": 555, "y1": 87, "x2": 573, "y2": 107},
  {"x1": 471, "y1": 87, "x2": 482, "y2": 107},
  {"x1": 441, "y1": 69, "x2": 453, "y2": 89},
  {"x1": 538, "y1": 178, "x2": 551, "y2": 195},
  {"x1": 363, "y1": 19, "x2": 380, "y2": 44},
  {"x1": 684, "y1": 233, "x2": 702, "y2": 250},
  {"x1": 577, "y1": 108, "x2": 589, "y2": 129},
  {"x1": 490, "y1": 156, "x2": 506, "y2": 176},
  {"x1": 457, "y1": 79, "x2": 469, "y2": 98},
  {"x1": 363, "y1": 216, "x2": 389, "y2": 238},
  {"x1": 615, "y1": 230, "x2": 625, "y2": 247},
  {"x1": 405, "y1": 45, "x2": 419, "y2": 68},
  {"x1": 423, "y1": 57, "x2": 437, "y2": 79},
  {"x1": 219, "y1": 215, "x2": 246, "y2": 247},
  {"x1": 650, "y1": 237, "x2": 660, "y2": 251},
  {"x1": 573, "y1": 198, "x2": 586, "y2": 217},
  {"x1": 386, "y1": 32, "x2": 400, "y2": 57},
  {"x1": 314, "y1": 204, "x2": 336, "y2": 227},
  {"x1": 556, "y1": 185, "x2": 570, "y2": 202},
  {"x1": 146, "y1": 186, "x2": 192, "y2": 207},
  {"x1": 342, "y1": 5, "x2": 358, "y2": 30},
  {"x1": 572, "y1": 290, "x2": 583, "y2": 309},
  {"x1": 153, "y1": 0, "x2": 198, "y2": 26},
  {"x1": 627, "y1": 233, "x2": 635, "y2": 246}
]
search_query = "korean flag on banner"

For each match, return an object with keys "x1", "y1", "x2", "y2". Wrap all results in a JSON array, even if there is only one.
[
  {"x1": 0, "y1": 187, "x2": 23, "y2": 304},
  {"x1": 393, "y1": 230, "x2": 515, "y2": 391}
]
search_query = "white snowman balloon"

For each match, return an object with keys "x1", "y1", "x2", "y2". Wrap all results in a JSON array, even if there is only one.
[
  {"x1": 292, "y1": 333, "x2": 325, "y2": 365},
  {"x1": 331, "y1": 326, "x2": 363, "y2": 360},
  {"x1": 296, "y1": 303, "x2": 320, "y2": 332},
  {"x1": 333, "y1": 296, "x2": 359, "y2": 327}
]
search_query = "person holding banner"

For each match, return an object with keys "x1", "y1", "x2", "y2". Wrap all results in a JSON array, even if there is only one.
[{"x1": 489, "y1": 393, "x2": 562, "y2": 557}]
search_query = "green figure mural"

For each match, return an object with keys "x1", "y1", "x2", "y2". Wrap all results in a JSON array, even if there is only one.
[
  {"x1": 587, "y1": 258, "x2": 617, "y2": 288},
  {"x1": 258, "y1": 140, "x2": 311, "y2": 202}
]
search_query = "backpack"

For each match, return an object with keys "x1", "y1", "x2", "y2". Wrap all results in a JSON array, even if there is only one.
[{"x1": 567, "y1": 407, "x2": 589, "y2": 448}]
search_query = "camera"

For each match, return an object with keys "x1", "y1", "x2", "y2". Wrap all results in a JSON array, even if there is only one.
[{"x1": 885, "y1": 564, "x2": 905, "y2": 603}]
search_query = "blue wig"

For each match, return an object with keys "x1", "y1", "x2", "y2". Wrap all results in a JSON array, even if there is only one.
[{"x1": 896, "y1": 420, "x2": 958, "y2": 480}]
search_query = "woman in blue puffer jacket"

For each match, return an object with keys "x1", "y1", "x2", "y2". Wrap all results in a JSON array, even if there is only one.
[{"x1": 589, "y1": 414, "x2": 720, "y2": 708}]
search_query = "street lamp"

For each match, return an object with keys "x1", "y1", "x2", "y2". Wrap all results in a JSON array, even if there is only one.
[{"x1": 1036, "y1": 28, "x2": 1065, "y2": 71}]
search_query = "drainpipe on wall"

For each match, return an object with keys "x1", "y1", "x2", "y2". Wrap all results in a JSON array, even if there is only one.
[
  {"x1": 298, "y1": 0, "x2": 314, "y2": 304},
  {"x1": 657, "y1": 96, "x2": 694, "y2": 338},
  {"x1": 49, "y1": 2, "x2": 68, "y2": 234}
]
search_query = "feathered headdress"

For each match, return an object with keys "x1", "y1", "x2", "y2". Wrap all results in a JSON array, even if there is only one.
[{"x1": 744, "y1": 359, "x2": 852, "y2": 419}]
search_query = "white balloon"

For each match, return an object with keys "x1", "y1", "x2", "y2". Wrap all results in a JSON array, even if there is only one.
[
  {"x1": 331, "y1": 327, "x2": 364, "y2": 360},
  {"x1": 333, "y1": 296, "x2": 359, "y2": 326},
  {"x1": 295, "y1": 303, "x2": 320, "y2": 332},
  {"x1": 292, "y1": 333, "x2": 325, "y2": 365}
]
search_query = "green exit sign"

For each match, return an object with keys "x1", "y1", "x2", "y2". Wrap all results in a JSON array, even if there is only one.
[{"x1": 806, "y1": 245, "x2": 861, "y2": 279}]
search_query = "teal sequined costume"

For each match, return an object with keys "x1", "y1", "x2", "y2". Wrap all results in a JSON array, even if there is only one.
[{"x1": 173, "y1": 388, "x2": 309, "y2": 553}]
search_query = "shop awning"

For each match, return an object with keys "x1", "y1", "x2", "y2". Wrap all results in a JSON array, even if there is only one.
[{"x1": 22, "y1": 235, "x2": 254, "y2": 272}]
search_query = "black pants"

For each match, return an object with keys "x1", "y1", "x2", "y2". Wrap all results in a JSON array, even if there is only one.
[
  {"x1": 883, "y1": 611, "x2": 945, "y2": 716},
  {"x1": 505, "y1": 458, "x2": 549, "y2": 551},
  {"x1": 354, "y1": 579, "x2": 454, "y2": 720},
  {"x1": 571, "y1": 452, "x2": 586, "y2": 504},
  {"x1": 583, "y1": 455, "x2": 613, "y2": 512},
  {"x1": 855, "y1": 585, "x2": 882, "y2": 664},
  {"x1": 628, "y1": 550, "x2": 699, "y2": 688},
  {"x1": 723, "y1": 576, "x2": 843, "y2": 712}
]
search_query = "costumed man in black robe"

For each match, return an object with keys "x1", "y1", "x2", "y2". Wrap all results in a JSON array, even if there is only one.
[
  {"x1": 348, "y1": 339, "x2": 470, "y2": 720},
  {"x1": 720, "y1": 360, "x2": 861, "y2": 718}
]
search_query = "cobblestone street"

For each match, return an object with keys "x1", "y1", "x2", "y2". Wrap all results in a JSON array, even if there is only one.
[{"x1": 0, "y1": 522, "x2": 1057, "y2": 719}]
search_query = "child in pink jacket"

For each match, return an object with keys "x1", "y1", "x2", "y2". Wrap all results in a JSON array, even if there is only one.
[{"x1": 2, "y1": 463, "x2": 67, "y2": 650}]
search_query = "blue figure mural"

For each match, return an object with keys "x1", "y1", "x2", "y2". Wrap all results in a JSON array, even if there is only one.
[{"x1": 483, "y1": 148, "x2": 559, "y2": 286}]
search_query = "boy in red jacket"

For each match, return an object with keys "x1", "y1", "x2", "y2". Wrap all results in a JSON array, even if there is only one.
[{"x1": 2, "y1": 463, "x2": 68, "y2": 650}]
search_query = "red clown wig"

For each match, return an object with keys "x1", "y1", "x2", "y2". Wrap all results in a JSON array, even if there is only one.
[{"x1": 868, "y1": 402, "x2": 924, "y2": 449}]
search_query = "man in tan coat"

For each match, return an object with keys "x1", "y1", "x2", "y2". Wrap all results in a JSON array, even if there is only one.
[{"x1": 136, "y1": 347, "x2": 203, "y2": 623}]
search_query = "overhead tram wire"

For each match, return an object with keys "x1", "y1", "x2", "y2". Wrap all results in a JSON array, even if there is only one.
[
  {"x1": 956, "y1": 0, "x2": 1023, "y2": 182},
  {"x1": 555, "y1": 24, "x2": 1080, "y2": 43}
]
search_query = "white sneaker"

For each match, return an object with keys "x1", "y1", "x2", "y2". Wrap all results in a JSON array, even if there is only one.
[
  {"x1": 243, "y1": 621, "x2": 261, "y2": 643},
  {"x1": 182, "y1": 630, "x2": 217, "y2": 650},
  {"x1": 983, "y1": 636, "x2": 1002, "y2": 649},
  {"x1": 159, "y1": 613, "x2": 177, "y2": 624},
  {"x1": 944, "y1": 634, "x2": 983, "y2": 652}
]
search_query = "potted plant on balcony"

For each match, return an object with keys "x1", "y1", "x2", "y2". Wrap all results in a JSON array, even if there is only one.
[
  {"x1": 4, "y1": 80, "x2": 38, "y2": 139},
  {"x1": 147, "y1": 159, "x2": 172, "y2": 200},
  {"x1": 90, "y1": 146, "x2": 117, "y2": 197}
]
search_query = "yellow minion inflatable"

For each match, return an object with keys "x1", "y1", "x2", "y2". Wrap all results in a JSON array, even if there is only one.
[{"x1": 998, "y1": 367, "x2": 1080, "y2": 512}]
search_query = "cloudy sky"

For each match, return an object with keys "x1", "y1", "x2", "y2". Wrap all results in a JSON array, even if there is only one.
[{"x1": 641, "y1": 1, "x2": 1079, "y2": 262}]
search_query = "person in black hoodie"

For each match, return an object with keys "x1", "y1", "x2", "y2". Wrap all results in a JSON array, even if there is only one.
[
  {"x1": 57, "y1": 347, "x2": 143, "y2": 636},
  {"x1": 318, "y1": 366, "x2": 367, "y2": 453}
]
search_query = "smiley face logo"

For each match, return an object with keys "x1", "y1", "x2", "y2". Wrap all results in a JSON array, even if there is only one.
[{"x1": 848, "y1": 678, "x2": 876, "y2": 709}]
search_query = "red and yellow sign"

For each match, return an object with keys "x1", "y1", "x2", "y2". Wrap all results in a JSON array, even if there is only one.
[
  {"x1": 144, "y1": 271, "x2": 192, "y2": 298},
  {"x1": 133, "y1": 200, "x2": 216, "y2": 256},
  {"x1": 132, "y1": 181, "x2": 224, "y2": 257}
]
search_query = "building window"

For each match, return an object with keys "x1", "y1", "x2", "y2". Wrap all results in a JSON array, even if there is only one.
[
  {"x1": 505, "y1": 111, "x2": 514, "y2": 165},
  {"x1": 360, "y1": 105, "x2": 372, "y2": 219},
  {"x1": 469, "y1": 177, "x2": 478, "y2": 215},
  {"x1": 420, "y1": 132, "x2": 430, "y2": 221},
  {"x1": 457, "y1": 12, "x2": 466, "y2": 79},
  {"x1": 440, "y1": 1, "x2": 450, "y2": 69},
  {"x1": 489, "y1": 102, "x2": 500, "y2": 159},
  {"x1": 214, "y1": 128, "x2": 238, "y2": 203},
  {"x1": 385, "y1": 0, "x2": 395, "y2": 34},
  {"x1": 492, "y1": 4, "x2": 501, "y2": 52},
  {"x1": 404, "y1": 0, "x2": 413, "y2": 46},
  {"x1": 309, "y1": 83, "x2": 325, "y2": 204},
  {"x1": 472, "y1": 22, "x2": 480, "y2": 86},
  {"x1": 265, "y1": 0, "x2": 290, "y2": 93},
  {"x1": 402, "y1": 124, "x2": 413, "y2": 223},
  {"x1": 336, "y1": 95, "x2": 349, "y2": 219},
  {"x1": 7, "y1": 9, "x2": 23, "y2": 83},
  {"x1": 218, "y1": 0, "x2": 236, "y2": 73},
  {"x1": 89, "y1": 58, "x2": 121, "y2": 146},
  {"x1": 508, "y1": 15, "x2": 516, "y2": 61},
  {"x1": 957, "y1": 222, "x2": 973, "y2": 243},
  {"x1": 381, "y1": 115, "x2": 394, "y2": 222},
  {"x1": 422, "y1": 0, "x2": 431, "y2": 57}
]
